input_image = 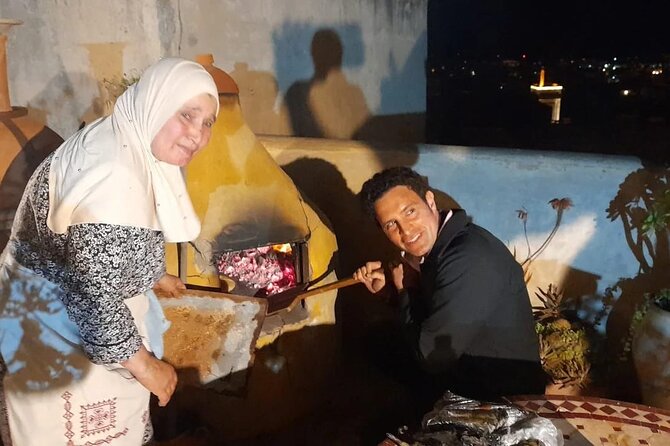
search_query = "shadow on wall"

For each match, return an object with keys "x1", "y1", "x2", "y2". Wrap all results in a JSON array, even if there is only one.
[
  {"x1": 355, "y1": 31, "x2": 427, "y2": 144},
  {"x1": 282, "y1": 27, "x2": 370, "y2": 141},
  {"x1": 0, "y1": 265, "x2": 91, "y2": 393},
  {"x1": 603, "y1": 163, "x2": 670, "y2": 401},
  {"x1": 1, "y1": 42, "x2": 127, "y2": 252},
  {"x1": 274, "y1": 24, "x2": 426, "y2": 144},
  {"x1": 79, "y1": 42, "x2": 129, "y2": 124},
  {"x1": 230, "y1": 63, "x2": 291, "y2": 136},
  {"x1": 23, "y1": 53, "x2": 101, "y2": 138},
  {"x1": 153, "y1": 324, "x2": 342, "y2": 443}
]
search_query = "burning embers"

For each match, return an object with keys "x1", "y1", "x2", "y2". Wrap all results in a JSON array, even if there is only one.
[{"x1": 216, "y1": 244, "x2": 297, "y2": 297}]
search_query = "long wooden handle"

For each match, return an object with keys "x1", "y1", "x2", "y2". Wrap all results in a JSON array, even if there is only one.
[
  {"x1": 284, "y1": 276, "x2": 360, "y2": 312},
  {"x1": 301, "y1": 276, "x2": 359, "y2": 299}
]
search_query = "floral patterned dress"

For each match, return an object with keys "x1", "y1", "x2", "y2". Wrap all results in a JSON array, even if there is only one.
[{"x1": 0, "y1": 154, "x2": 166, "y2": 446}]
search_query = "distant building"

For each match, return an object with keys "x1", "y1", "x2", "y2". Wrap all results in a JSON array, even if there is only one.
[{"x1": 531, "y1": 68, "x2": 563, "y2": 123}]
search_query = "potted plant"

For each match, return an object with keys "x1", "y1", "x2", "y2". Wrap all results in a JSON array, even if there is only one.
[
  {"x1": 631, "y1": 289, "x2": 670, "y2": 409},
  {"x1": 533, "y1": 284, "x2": 591, "y2": 394},
  {"x1": 629, "y1": 185, "x2": 670, "y2": 408}
]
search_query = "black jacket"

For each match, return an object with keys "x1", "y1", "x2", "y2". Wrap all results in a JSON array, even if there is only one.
[{"x1": 398, "y1": 209, "x2": 545, "y2": 399}]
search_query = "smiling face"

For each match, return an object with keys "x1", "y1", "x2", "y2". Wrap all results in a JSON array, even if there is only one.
[
  {"x1": 374, "y1": 185, "x2": 440, "y2": 258},
  {"x1": 150, "y1": 93, "x2": 218, "y2": 166}
]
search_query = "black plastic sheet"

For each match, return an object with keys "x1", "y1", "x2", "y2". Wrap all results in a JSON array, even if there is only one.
[{"x1": 396, "y1": 391, "x2": 563, "y2": 446}]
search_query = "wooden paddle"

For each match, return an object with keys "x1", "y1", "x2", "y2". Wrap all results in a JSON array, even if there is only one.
[{"x1": 282, "y1": 276, "x2": 360, "y2": 312}]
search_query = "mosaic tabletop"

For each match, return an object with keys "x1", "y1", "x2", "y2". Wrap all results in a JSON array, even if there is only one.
[{"x1": 508, "y1": 395, "x2": 670, "y2": 445}]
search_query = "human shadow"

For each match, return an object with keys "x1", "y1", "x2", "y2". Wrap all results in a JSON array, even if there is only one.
[
  {"x1": 281, "y1": 158, "x2": 393, "y2": 348},
  {"x1": 282, "y1": 27, "x2": 370, "y2": 140},
  {"x1": 276, "y1": 23, "x2": 425, "y2": 174}
]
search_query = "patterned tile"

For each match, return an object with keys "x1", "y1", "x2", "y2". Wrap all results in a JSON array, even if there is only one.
[
  {"x1": 600, "y1": 405, "x2": 617, "y2": 415},
  {"x1": 508, "y1": 396, "x2": 670, "y2": 446}
]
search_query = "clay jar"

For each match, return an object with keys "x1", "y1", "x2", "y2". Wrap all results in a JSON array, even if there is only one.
[{"x1": 194, "y1": 53, "x2": 239, "y2": 95}]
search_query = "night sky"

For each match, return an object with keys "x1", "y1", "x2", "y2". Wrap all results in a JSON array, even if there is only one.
[{"x1": 429, "y1": 0, "x2": 670, "y2": 60}]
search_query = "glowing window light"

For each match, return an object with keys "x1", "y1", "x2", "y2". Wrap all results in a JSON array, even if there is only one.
[{"x1": 530, "y1": 85, "x2": 563, "y2": 92}]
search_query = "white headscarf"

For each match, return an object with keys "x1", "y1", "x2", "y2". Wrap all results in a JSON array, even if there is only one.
[{"x1": 47, "y1": 58, "x2": 219, "y2": 242}]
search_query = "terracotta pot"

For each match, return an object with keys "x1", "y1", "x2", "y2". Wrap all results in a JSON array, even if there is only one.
[
  {"x1": 194, "y1": 53, "x2": 239, "y2": 95},
  {"x1": 632, "y1": 303, "x2": 670, "y2": 409},
  {"x1": 545, "y1": 382, "x2": 583, "y2": 396}
]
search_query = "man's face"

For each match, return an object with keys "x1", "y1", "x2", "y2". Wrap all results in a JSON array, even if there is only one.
[{"x1": 374, "y1": 185, "x2": 440, "y2": 258}]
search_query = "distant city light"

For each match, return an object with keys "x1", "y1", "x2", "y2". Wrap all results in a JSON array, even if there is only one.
[
  {"x1": 652, "y1": 69, "x2": 662, "y2": 75},
  {"x1": 621, "y1": 89, "x2": 631, "y2": 96},
  {"x1": 471, "y1": 70, "x2": 476, "y2": 76}
]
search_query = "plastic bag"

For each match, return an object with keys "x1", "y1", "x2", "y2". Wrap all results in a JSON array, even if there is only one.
[{"x1": 408, "y1": 391, "x2": 563, "y2": 446}]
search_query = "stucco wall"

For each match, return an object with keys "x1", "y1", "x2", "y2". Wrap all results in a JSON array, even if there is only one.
[{"x1": 0, "y1": 0, "x2": 427, "y2": 141}]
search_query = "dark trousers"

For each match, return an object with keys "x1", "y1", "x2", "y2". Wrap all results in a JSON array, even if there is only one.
[{"x1": 448, "y1": 355, "x2": 547, "y2": 402}]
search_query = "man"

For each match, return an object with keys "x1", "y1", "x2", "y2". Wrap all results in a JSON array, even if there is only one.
[{"x1": 354, "y1": 167, "x2": 545, "y2": 401}]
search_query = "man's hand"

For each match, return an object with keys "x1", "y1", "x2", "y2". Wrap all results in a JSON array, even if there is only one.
[
  {"x1": 154, "y1": 273, "x2": 186, "y2": 297},
  {"x1": 121, "y1": 345, "x2": 177, "y2": 407},
  {"x1": 392, "y1": 261, "x2": 420, "y2": 292},
  {"x1": 391, "y1": 263, "x2": 404, "y2": 291},
  {"x1": 353, "y1": 261, "x2": 386, "y2": 294}
]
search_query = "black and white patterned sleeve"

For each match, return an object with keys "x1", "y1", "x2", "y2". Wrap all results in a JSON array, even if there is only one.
[{"x1": 62, "y1": 223, "x2": 165, "y2": 364}]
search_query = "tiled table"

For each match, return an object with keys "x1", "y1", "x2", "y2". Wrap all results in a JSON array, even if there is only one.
[{"x1": 508, "y1": 395, "x2": 670, "y2": 445}]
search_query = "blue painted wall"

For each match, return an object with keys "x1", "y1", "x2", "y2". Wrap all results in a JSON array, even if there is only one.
[
  {"x1": 264, "y1": 137, "x2": 669, "y2": 343},
  {"x1": 413, "y1": 145, "x2": 641, "y2": 293}
]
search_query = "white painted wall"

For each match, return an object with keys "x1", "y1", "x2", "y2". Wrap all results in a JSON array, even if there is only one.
[{"x1": 0, "y1": 0, "x2": 427, "y2": 139}]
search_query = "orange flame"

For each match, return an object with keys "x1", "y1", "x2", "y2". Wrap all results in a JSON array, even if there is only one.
[{"x1": 272, "y1": 243, "x2": 292, "y2": 254}]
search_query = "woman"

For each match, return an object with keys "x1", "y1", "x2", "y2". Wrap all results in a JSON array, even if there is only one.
[{"x1": 0, "y1": 57, "x2": 218, "y2": 445}]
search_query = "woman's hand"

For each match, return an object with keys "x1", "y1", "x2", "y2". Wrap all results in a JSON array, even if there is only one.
[
  {"x1": 353, "y1": 261, "x2": 386, "y2": 294},
  {"x1": 121, "y1": 345, "x2": 177, "y2": 407},
  {"x1": 154, "y1": 273, "x2": 186, "y2": 297}
]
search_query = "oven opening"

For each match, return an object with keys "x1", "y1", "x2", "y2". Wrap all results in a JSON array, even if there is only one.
[{"x1": 213, "y1": 240, "x2": 310, "y2": 313}]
